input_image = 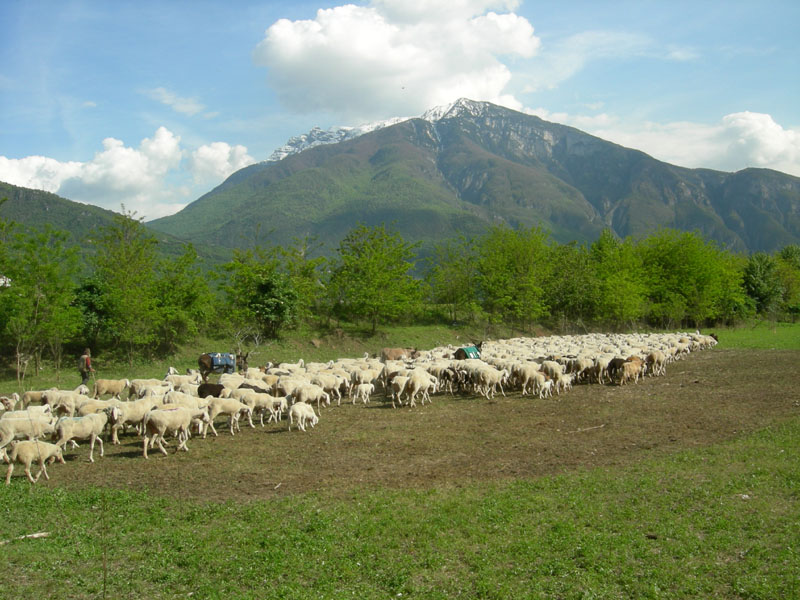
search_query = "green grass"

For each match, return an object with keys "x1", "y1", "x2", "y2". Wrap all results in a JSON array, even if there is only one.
[
  {"x1": 714, "y1": 320, "x2": 800, "y2": 350},
  {"x1": 1, "y1": 417, "x2": 798, "y2": 599}
]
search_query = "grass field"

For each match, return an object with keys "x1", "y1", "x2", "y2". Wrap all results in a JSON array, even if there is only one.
[{"x1": 0, "y1": 323, "x2": 798, "y2": 598}]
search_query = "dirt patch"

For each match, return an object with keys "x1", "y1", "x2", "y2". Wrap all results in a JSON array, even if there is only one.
[{"x1": 41, "y1": 349, "x2": 800, "y2": 501}]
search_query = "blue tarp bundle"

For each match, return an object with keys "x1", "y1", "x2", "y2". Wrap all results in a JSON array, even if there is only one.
[{"x1": 208, "y1": 353, "x2": 236, "y2": 370}]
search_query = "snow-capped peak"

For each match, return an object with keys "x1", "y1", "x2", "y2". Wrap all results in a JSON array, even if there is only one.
[
  {"x1": 265, "y1": 99, "x2": 491, "y2": 163},
  {"x1": 420, "y1": 98, "x2": 489, "y2": 122},
  {"x1": 265, "y1": 117, "x2": 408, "y2": 163}
]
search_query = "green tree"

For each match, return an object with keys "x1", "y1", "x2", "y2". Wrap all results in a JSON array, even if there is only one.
[
  {"x1": 90, "y1": 208, "x2": 159, "y2": 365},
  {"x1": 152, "y1": 244, "x2": 214, "y2": 353},
  {"x1": 326, "y1": 224, "x2": 421, "y2": 333},
  {"x1": 427, "y1": 236, "x2": 480, "y2": 323},
  {"x1": 476, "y1": 225, "x2": 552, "y2": 331},
  {"x1": 774, "y1": 245, "x2": 800, "y2": 319},
  {"x1": 1, "y1": 226, "x2": 81, "y2": 381},
  {"x1": 743, "y1": 252, "x2": 782, "y2": 315},
  {"x1": 218, "y1": 246, "x2": 299, "y2": 342},
  {"x1": 546, "y1": 242, "x2": 598, "y2": 329},
  {"x1": 589, "y1": 229, "x2": 646, "y2": 327},
  {"x1": 275, "y1": 236, "x2": 326, "y2": 323},
  {"x1": 638, "y1": 229, "x2": 736, "y2": 327}
]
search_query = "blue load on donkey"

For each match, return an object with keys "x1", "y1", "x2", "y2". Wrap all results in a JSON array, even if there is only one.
[{"x1": 208, "y1": 352, "x2": 236, "y2": 374}]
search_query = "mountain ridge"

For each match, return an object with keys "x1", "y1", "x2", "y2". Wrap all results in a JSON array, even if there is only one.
[{"x1": 148, "y1": 99, "x2": 800, "y2": 254}]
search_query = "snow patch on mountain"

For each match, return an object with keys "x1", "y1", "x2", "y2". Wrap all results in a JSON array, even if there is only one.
[{"x1": 265, "y1": 98, "x2": 490, "y2": 163}]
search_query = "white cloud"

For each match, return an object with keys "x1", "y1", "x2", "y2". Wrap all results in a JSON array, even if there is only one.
[
  {"x1": 533, "y1": 108, "x2": 800, "y2": 177},
  {"x1": 0, "y1": 127, "x2": 256, "y2": 220},
  {"x1": 253, "y1": 0, "x2": 540, "y2": 122},
  {"x1": 144, "y1": 87, "x2": 205, "y2": 116},
  {"x1": 190, "y1": 142, "x2": 256, "y2": 183}
]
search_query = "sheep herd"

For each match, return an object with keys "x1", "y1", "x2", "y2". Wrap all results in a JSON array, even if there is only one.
[{"x1": 0, "y1": 331, "x2": 718, "y2": 485}]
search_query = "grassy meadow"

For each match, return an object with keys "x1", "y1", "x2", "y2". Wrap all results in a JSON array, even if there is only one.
[{"x1": 1, "y1": 321, "x2": 798, "y2": 599}]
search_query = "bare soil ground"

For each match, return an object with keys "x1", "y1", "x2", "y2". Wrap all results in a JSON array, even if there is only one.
[{"x1": 41, "y1": 349, "x2": 800, "y2": 501}]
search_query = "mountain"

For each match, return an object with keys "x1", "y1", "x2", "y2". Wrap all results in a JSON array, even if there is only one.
[
  {"x1": 147, "y1": 99, "x2": 800, "y2": 255},
  {"x1": 0, "y1": 181, "x2": 231, "y2": 270}
]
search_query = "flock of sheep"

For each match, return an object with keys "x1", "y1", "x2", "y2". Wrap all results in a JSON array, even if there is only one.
[{"x1": 0, "y1": 331, "x2": 718, "y2": 485}]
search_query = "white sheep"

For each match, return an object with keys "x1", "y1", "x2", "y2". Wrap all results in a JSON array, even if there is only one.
[
  {"x1": 353, "y1": 383, "x2": 374, "y2": 405},
  {"x1": 388, "y1": 375, "x2": 410, "y2": 408},
  {"x1": 17, "y1": 388, "x2": 58, "y2": 409},
  {"x1": 288, "y1": 402, "x2": 318, "y2": 432},
  {"x1": 0, "y1": 393, "x2": 19, "y2": 410},
  {"x1": 238, "y1": 391, "x2": 284, "y2": 426},
  {"x1": 0, "y1": 415, "x2": 57, "y2": 452},
  {"x1": 4, "y1": 440, "x2": 65, "y2": 484},
  {"x1": 290, "y1": 384, "x2": 330, "y2": 411},
  {"x1": 41, "y1": 390, "x2": 93, "y2": 417},
  {"x1": 202, "y1": 397, "x2": 252, "y2": 437},
  {"x1": 311, "y1": 373, "x2": 347, "y2": 406},
  {"x1": 109, "y1": 397, "x2": 160, "y2": 444},
  {"x1": 142, "y1": 406, "x2": 210, "y2": 458},
  {"x1": 402, "y1": 369, "x2": 438, "y2": 407},
  {"x1": 1, "y1": 404, "x2": 52, "y2": 420},
  {"x1": 52, "y1": 410, "x2": 112, "y2": 463},
  {"x1": 164, "y1": 372, "x2": 202, "y2": 388},
  {"x1": 91, "y1": 378, "x2": 131, "y2": 399},
  {"x1": 128, "y1": 378, "x2": 172, "y2": 399}
]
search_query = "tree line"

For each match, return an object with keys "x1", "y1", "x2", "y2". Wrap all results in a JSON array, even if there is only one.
[{"x1": 1, "y1": 203, "x2": 798, "y2": 378}]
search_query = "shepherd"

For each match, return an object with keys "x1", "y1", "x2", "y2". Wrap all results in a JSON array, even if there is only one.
[{"x1": 78, "y1": 348, "x2": 95, "y2": 386}]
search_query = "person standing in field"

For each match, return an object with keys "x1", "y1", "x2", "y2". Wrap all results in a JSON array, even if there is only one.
[{"x1": 79, "y1": 348, "x2": 94, "y2": 386}]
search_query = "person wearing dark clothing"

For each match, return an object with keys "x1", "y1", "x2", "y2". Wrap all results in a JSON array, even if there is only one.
[{"x1": 79, "y1": 348, "x2": 94, "y2": 386}]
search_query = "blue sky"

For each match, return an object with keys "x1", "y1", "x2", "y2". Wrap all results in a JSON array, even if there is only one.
[{"x1": 1, "y1": 0, "x2": 798, "y2": 220}]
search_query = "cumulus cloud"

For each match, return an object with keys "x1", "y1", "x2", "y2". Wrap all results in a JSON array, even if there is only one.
[
  {"x1": 253, "y1": 0, "x2": 540, "y2": 122},
  {"x1": 0, "y1": 127, "x2": 256, "y2": 220},
  {"x1": 533, "y1": 108, "x2": 800, "y2": 176},
  {"x1": 190, "y1": 142, "x2": 256, "y2": 183},
  {"x1": 144, "y1": 87, "x2": 205, "y2": 116}
]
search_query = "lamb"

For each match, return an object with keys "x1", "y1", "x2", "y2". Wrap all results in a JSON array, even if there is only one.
[
  {"x1": 4, "y1": 440, "x2": 65, "y2": 484},
  {"x1": 92, "y1": 378, "x2": 131, "y2": 399},
  {"x1": 142, "y1": 406, "x2": 210, "y2": 458},
  {"x1": 349, "y1": 368, "x2": 381, "y2": 400},
  {"x1": 288, "y1": 402, "x2": 318, "y2": 432},
  {"x1": 52, "y1": 410, "x2": 112, "y2": 462},
  {"x1": 202, "y1": 397, "x2": 252, "y2": 437},
  {"x1": 352, "y1": 383, "x2": 374, "y2": 405}
]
